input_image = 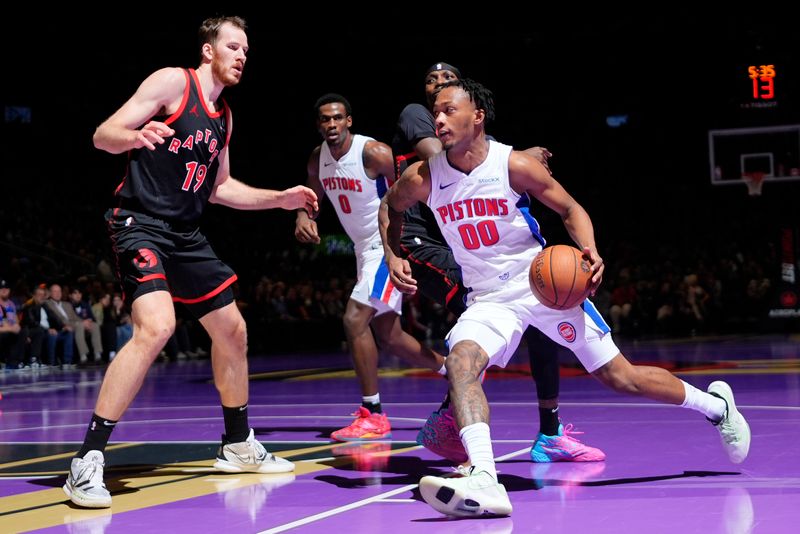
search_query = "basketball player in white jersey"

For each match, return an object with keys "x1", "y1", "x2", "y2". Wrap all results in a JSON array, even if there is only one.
[
  {"x1": 383, "y1": 79, "x2": 750, "y2": 518},
  {"x1": 296, "y1": 94, "x2": 446, "y2": 441}
]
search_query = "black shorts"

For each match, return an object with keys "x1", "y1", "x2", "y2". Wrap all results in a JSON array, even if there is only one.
[
  {"x1": 106, "y1": 208, "x2": 236, "y2": 318},
  {"x1": 401, "y1": 238, "x2": 468, "y2": 316}
]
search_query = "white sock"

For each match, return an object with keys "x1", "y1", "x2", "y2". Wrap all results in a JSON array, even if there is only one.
[
  {"x1": 437, "y1": 359, "x2": 447, "y2": 376},
  {"x1": 681, "y1": 381, "x2": 726, "y2": 421},
  {"x1": 362, "y1": 393, "x2": 380, "y2": 406},
  {"x1": 459, "y1": 422, "x2": 496, "y2": 480}
]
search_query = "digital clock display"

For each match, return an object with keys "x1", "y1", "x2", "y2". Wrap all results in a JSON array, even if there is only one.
[{"x1": 748, "y1": 65, "x2": 776, "y2": 100}]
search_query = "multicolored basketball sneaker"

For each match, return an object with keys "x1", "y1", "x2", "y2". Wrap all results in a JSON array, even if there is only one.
[
  {"x1": 530, "y1": 423, "x2": 606, "y2": 462},
  {"x1": 331, "y1": 406, "x2": 392, "y2": 441},
  {"x1": 416, "y1": 406, "x2": 468, "y2": 464}
]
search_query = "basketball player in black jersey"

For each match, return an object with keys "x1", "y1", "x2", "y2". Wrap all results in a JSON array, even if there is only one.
[
  {"x1": 63, "y1": 17, "x2": 317, "y2": 509},
  {"x1": 384, "y1": 62, "x2": 605, "y2": 464}
]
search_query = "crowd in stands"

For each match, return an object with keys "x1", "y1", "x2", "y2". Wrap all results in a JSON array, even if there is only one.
[{"x1": 0, "y1": 191, "x2": 791, "y2": 370}]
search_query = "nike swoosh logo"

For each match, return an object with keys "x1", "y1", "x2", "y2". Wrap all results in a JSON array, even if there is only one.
[
  {"x1": 439, "y1": 182, "x2": 457, "y2": 189},
  {"x1": 324, "y1": 162, "x2": 335, "y2": 167}
]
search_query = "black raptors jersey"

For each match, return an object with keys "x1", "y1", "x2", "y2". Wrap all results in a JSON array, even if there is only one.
[
  {"x1": 392, "y1": 103, "x2": 448, "y2": 250},
  {"x1": 115, "y1": 69, "x2": 229, "y2": 224}
]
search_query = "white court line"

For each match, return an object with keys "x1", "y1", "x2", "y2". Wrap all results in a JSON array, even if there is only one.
[
  {"x1": 0, "y1": 439, "x2": 540, "y2": 446},
  {"x1": 0, "y1": 406, "x2": 424, "y2": 417},
  {"x1": 258, "y1": 484, "x2": 418, "y2": 533},
  {"x1": 3, "y1": 400, "x2": 799, "y2": 415},
  {"x1": 258, "y1": 446, "x2": 531, "y2": 533},
  {"x1": 0, "y1": 415, "x2": 428, "y2": 434},
  {"x1": 551, "y1": 402, "x2": 800, "y2": 411},
  {"x1": 2, "y1": 403, "x2": 797, "y2": 434}
]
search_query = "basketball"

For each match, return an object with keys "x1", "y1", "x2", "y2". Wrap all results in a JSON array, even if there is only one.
[{"x1": 529, "y1": 245, "x2": 593, "y2": 310}]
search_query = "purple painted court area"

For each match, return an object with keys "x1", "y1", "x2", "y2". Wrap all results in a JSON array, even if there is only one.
[{"x1": 1, "y1": 334, "x2": 799, "y2": 533}]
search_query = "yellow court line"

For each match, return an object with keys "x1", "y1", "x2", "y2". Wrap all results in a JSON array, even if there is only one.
[
  {"x1": 286, "y1": 370, "x2": 358, "y2": 381},
  {"x1": 248, "y1": 367, "x2": 347, "y2": 380},
  {"x1": 0, "y1": 442, "x2": 421, "y2": 532},
  {"x1": 286, "y1": 369, "x2": 435, "y2": 381},
  {"x1": 723, "y1": 358, "x2": 800, "y2": 365},
  {"x1": 0, "y1": 443, "x2": 141, "y2": 471}
]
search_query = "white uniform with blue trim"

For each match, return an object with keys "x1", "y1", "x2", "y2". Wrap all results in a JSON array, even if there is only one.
[
  {"x1": 320, "y1": 134, "x2": 401, "y2": 315},
  {"x1": 427, "y1": 140, "x2": 619, "y2": 370}
]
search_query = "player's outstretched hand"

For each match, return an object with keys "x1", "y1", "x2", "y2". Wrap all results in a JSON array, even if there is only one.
[{"x1": 281, "y1": 186, "x2": 319, "y2": 215}]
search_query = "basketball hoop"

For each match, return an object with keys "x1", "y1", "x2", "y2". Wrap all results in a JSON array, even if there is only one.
[{"x1": 741, "y1": 172, "x2": 765, "y2": 196}]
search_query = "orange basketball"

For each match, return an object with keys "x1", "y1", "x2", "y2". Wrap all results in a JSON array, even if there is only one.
[{"x1": 529, "y1": 245, "x2": 593, "y2": 310}]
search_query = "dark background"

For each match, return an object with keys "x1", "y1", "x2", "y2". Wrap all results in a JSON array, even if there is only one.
[
  {"x1": 2, "y1": 9, "x2": 798, "y2": 340},
  {"x1": 4, "y1": 10, "x2": 797, "y2": 227}
]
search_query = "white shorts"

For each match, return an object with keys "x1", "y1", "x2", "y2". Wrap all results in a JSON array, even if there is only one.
[
  {"x1": 447, "y1": 271, "x2": 619, "y2": 372},
  {"x1": 350, "y1": 249, "x2": 403, "y2": 317}
]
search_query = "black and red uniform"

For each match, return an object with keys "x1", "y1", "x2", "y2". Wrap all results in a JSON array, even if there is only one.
[
  {"x1": 107, "y1": 68, "x2": 236, "y2": 317},
  {"x1": 393, "y1": 103, "x2": 468, "y2": 315}
]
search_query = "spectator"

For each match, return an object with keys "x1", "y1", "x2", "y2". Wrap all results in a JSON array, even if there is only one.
[
  {"x1": 111, "y1": 294, "x2": 132, "y2": 351},
  {"x1": 69, "y1": 287, "x2": 103, "y2": 364},
  {"x1": 92, "y1": 293, "x2": 118, "y2": 361},
  {"x1": 44, "y1": 284, "x2": 80, "y2": 366},
  {"x1": 23, "y1": 285, "x2": 74, "y2": 368},
  {"x1": 0, "y1": 278, "x2": 25, "y2": 370}
]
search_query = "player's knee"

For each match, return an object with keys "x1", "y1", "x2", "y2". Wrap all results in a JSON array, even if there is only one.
[
  {"x1": 229, "y1": 317, "x2": 248, "y2": 354},
  {"x1": 445, "y1": 341, "x2": 488, "y2": 378},
  {"x1": 444, "y1": 353, "x2": 465, "y2": 377},
  {"x1": 137, "y1": 317, "x2": 175, "y2": 348},
  {"x1": 342, "y1": 310, "x2": 368, "y2": 337}
]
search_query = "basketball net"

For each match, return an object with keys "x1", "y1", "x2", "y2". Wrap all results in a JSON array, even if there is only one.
[{"x1": 742, "y1": 172, "x2": 765, "y2": 196}]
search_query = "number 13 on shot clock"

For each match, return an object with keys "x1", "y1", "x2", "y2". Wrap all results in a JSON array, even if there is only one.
[{"x1": 748, "y1": 64, "x2": 776, "y2": 100}]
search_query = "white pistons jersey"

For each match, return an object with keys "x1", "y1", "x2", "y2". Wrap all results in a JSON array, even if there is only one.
[
  {"x1": 427, "y1": 140, "x2": 546, "y2": 295},
  {"x1": 319, "y1": 134, "x2": 389, "y2": 257}
]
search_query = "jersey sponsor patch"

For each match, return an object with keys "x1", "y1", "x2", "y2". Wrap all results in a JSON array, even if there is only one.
[{"x1": 558, "y1": 321, "x2": 576, "y2": 343}]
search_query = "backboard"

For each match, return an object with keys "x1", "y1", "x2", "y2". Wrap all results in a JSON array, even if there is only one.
[{"x1": 709, "y1": 124, "x2": 800, "y2": 185}]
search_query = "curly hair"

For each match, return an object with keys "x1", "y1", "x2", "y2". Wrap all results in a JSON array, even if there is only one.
[{"x1": 437, "y1": 78, "x2": 495, "y2": 124}]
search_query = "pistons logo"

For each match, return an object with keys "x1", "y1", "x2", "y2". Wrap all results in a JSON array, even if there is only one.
[
  {"x1": 558, "y1": 322, "x2": 576, "y2": 343},
  {"x1": 133, "y1": 248, "x2": 158, "y2": 269}
]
